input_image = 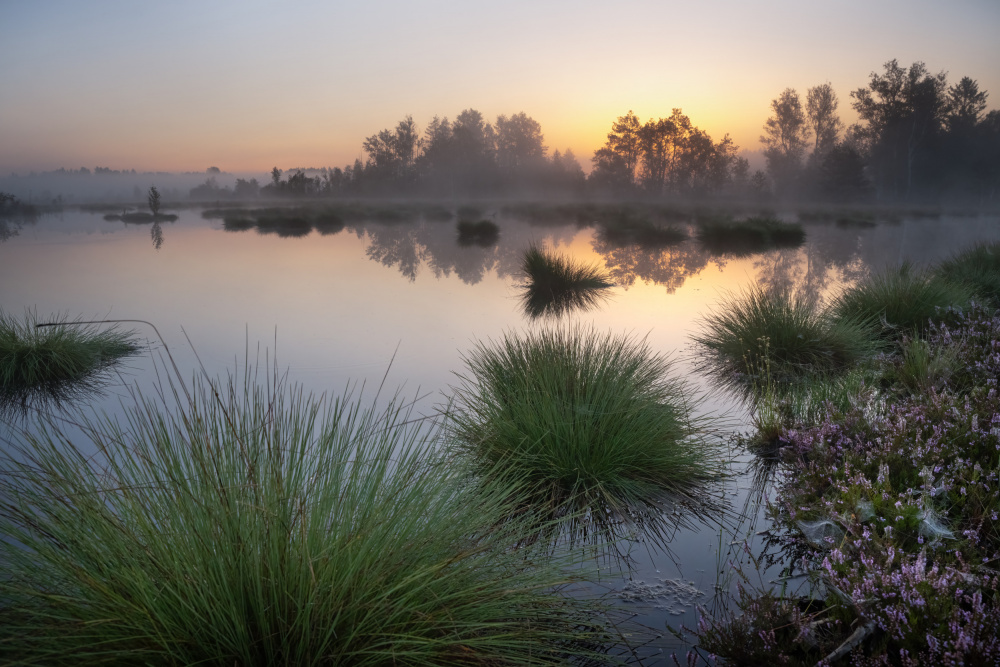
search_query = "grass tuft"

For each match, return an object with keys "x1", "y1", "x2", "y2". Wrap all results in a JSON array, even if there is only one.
[
  {"x1": 519, "y1": 245, "x2": 614, "y2": 319},
  {"x1": 0, "y1": 362, "x2": 624, "y2": 665},
  {"x1": 447, "y1": 325, "x2": 727, "y2": 545},
  {"x1": 935, "y1": 241, "x2": 1000, "y2": 306},
  {"x1": 830, "y1": 262, "x2": 975, "y2": 342},
  {"x1": 0, "y1": 311, "x2": 139, "y2": 400},
  {"x1": 693, "y1": 285, "x2": 872, "y2": 391}
]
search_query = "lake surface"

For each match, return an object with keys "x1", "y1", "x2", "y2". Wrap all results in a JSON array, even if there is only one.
[{"x1": 3, "y1": 203, "x2": 1000, "y2": 661}]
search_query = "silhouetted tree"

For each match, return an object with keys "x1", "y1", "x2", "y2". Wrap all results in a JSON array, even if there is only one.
[
  {"x1": 945, "y1": 76, "x2": 988, "y2": 133},
  {"x1": 806, "y1": 83, "x2": 843, "y2": 162},
  {"x1": 495, "y1": 112, "x2": 546, "y2": 176},
  {"x1": 638, "y1": 114, "x2": 686, "y2": 194},
  {"x1": 819, "y1": 143, "x2": 871, "y2": 201},
  {"x1": 234, "y1": 178, "x2": 260, "y2": 198},
  {"x1": 147, "y1": 186, "x2": 161, "y2": 215},
  {"x1": 591, "y1": 111, "x2": 642, "y2": 192},
  {"x1": 761, "y1": 88, "x2": 810, "y2": 194},
  {"x1": 850, "y1": 59, "x2": 947, "y2": 200},
  {"x1": 362, "y1": 115, "x2": 422, "y2": 190}
]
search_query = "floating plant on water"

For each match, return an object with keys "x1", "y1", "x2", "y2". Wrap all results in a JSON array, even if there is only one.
[
  {"x1": 456, "y1": 218, "x2": 500, "y2": 247},
  {"x1": 695, "y1": 216, "x2": 805, "y2": 257}
]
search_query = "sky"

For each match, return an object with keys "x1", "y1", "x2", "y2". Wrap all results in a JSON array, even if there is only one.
[{"x1": 2, "y1": 0, "x2": 998, "y2": 175}]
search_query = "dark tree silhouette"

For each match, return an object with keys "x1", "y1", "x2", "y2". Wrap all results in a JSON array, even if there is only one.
[
  {"x1": 850, "y1": 60, "x2": 947, "y2": 200},
  {"x1": 761, "y1": 88, "x2": 810, "y2": 194},
  {"x1": 147, "y1": 186, "x2": 161, "y2": 216}
]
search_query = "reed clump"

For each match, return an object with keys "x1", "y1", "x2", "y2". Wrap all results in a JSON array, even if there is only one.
[
  {"x1": 0, "y1": 311, "x2": 139, "y2": 396},
  {"x1": 519, "y1": 245, "x2": 614, "y2": 318},
  {"x1": 0, "y1": 364, "x2": 623, "y2": 665},
  {"x1": 448, "y1": 326, "x2": 727, "y2": 542}
]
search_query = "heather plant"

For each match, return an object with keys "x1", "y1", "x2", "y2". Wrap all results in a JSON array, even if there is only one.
[
  {"x1": 698, "y1": 304, "x2": 1000, "y2": 663},
  {"x1": 448, "y1": 325, "x2": 728, "y2": 546},
  {"x1": 0, "y1": 361, "x2": 628, "y2": 665}
]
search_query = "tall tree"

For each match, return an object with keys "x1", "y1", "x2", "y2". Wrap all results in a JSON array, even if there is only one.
[
  {"x1": 806, "y1": 83, "x2": 843, "y2": 160},
  {"x1": 760, "y1": 88, "x2": 810, "y2": 193},
  {"x1": 362, "y1": 115, "x2": 422, "y2": 188},
  {"x1": 850, "y1": 59, "x2": 947, "y2": 199},
  {"x1": 494, "y1": 112, "x2": 545, "y2": 174},
  {"x1": 945, "y1": 76, "x2": 988, "y2": 132},
  {"x1": 591, "y1": 111, "x2": 642, "y2": 191}
]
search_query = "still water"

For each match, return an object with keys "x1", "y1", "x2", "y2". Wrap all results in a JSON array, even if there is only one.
[{"x1": 3, "y1": 204, "x2": 999, "y2": 661}]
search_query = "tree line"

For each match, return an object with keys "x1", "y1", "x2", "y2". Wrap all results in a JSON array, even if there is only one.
[
  {"x1": 760, "y1": 60, "x2": 999, "y2": 203},
  {"x1": 247, "y1": 59, "x2": 995, "y2": 204}
]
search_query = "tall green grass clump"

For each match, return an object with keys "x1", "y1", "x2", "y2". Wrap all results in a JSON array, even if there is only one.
[
  {"x1": 0, "y1": 311, "x2": 139, "y2": 396},
  {"x1": 0, "y1": 366, "x2": 624, "y2": 665},
  {"x1": 448, "y1": 326, "x2": 726, "y2": 543},
  {"x1": 693, "y1": 285, "x2": 871, "y2": 390},
  {"x1": 830, "y1": 262, "x2": 975, "y2": 342},
  {"x1": 935, "y1": 241, "x2": 1000, "y2": 306},
  {"x1": 520, "y1": 245, "x2": 614, "y2": 318}
]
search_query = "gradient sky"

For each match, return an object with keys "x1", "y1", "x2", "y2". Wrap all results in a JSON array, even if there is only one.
[{"x1": 2, "y1": 0, "x2": 998, "y2": 175}]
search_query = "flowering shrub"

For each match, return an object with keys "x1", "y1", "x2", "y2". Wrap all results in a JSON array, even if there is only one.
[{"x1": 698, "y1": 305, "x2": 1000, "y2": 664}]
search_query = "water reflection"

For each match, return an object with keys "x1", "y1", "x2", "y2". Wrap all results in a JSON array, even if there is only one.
[
  {"x1": 0, "y1": 196, "x2": 40, "y2": 242},
  {"x1": 150, "y1": 221, "x2": 164, "y2": 250}
]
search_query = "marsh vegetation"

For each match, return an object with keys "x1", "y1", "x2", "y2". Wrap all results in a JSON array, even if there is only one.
[
  {"x1": 518, "y1": 245, "x2": 615, "y2": 319},
  {"x1": 6, "y1": 205, "x2": 1000, "y2": 663},
  {"x1": 0, "y1": 311, "x2": 139, "y2": 416},
  {"x1": 0, "y1": 362, "x2": 633, "y2": 665},
  {"x1": 447, "y1": 326, "x2": 727, "y2": 548}
]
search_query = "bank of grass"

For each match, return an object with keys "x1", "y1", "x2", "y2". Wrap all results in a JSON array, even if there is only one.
[
  {"x1": 448, "y1": 326, "x2": 728, "y2": 544},
  {"x1": 519, "y1": 245, "x2": 614, "y2": 318},
  {"x1": 693, "y1": 285, "x2": 872, "y2": 391},
  {"x1": 830, "y1": 262, "x2": 975, "y2": 342},
  {"x1": 0, "y1": 365, "x2": 626, "y2": 665},
  {"x1": 935, "y1": 241, "x2": 1000, "y2": 306},
  {"x1": 0, "y1": 311, "x2": 139, "y2": 395},
  {"x1": 695, "y1": 216, "x2": 805, "y2": 257}
]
